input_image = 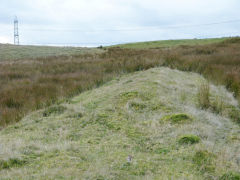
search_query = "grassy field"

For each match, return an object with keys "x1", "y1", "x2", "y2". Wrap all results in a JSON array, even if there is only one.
[
  {"x1": 1, "y1": 37, "x2": 240, "y2": 127},
  {"x1": 0, "y1": 67, "x2": 239, "y2": 179},
  {"x1": 0, "y1": 44, "x2": 103, "y2": 61},
  {"x1": 113, "y1": 37, "x2": 229, "y2": 49}
]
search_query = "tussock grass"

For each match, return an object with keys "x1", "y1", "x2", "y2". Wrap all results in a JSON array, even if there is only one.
[{"x1": 197, "y1": 82, "x2": 210, "y2": 109}]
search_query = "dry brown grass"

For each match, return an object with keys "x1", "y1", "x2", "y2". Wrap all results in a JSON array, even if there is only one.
[{"x1": 1, "y1": 37, "x2": 240, "y2": 126}]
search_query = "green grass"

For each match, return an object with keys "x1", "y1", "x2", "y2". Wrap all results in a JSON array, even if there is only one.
[
  {"x1": 178, "y1": 135, "x2": 200, "y2": 145},
  {"x1": 193, "y1": 150, "x2": 216, "y2": 173},
  {"x1": 162, "y1": 113, "x2": 193, "y2": 124},
  {"x1": 220, "y1": 172, "x2": 240, "y2": 180},
  {"x1": 0, "y1": 44, "x2": 103, "y2": 61},
  {"x1": 0, "y1": 67, "x2": 239, "y2": 179},
  {"x1": 114, "y1": 37, "x2": 229, "y2": 49}
]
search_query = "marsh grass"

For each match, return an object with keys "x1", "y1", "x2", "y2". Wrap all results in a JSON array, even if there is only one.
[{"x1": 1, "y1": 37, "x2": 240, "y2": 126}]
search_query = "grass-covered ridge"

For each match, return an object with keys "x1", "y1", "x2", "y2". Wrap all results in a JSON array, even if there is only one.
[
  {"x1": 0, "y1": 44, "x2": 102, "y2": 61},
  {"x1": 0, "y1": 67, "x2": 239, "y2": 179},
  {"x1": 113, "y1": 37, "x2": 228, "y2": 49}
]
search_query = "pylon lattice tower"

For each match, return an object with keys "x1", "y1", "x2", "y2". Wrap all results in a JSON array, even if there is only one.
[{"x1": 14, "y1": 16, "x2": 19, "y2": 45}]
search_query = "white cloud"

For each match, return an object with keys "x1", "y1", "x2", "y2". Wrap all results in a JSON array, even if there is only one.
[
  {"x1": 0, "y1": 0, "x2": 239, "y2": 46},
  {"x1": 0, "y1": 36, "x2": 11, "y2": 44}
]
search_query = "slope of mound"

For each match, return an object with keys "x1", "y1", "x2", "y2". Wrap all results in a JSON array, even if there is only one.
[{"x1": 0, "y1": 67, "x2": 239, "y2": 179}]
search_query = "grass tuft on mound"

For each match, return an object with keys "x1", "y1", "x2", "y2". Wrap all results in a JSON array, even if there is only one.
[
  {"x1": 162, "y1": 113, "x2": 193, "y2": 124},
  {"x1": 193, "y1": 150, "x2": 216, "y2": 173},
  {"x1": 178, "y1": 135, "x2": 200, "y2": 145},
  {"x1": 42, "y1": 105, "x2": 66, "y2": 117}
]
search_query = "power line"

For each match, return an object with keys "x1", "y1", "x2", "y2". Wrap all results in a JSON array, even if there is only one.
[
  {"x1": 21, "y1": 35, "x2": 240, "y2": 47},
  {"x1": 21, "y1": 19, "x2": 240, "y2": 33}
]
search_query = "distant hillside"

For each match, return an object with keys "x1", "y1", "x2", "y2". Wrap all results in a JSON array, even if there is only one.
[
  {"x1": 113, "y1": 37, "x2": 229, "y2": 49},
  {"x1": 0, "y1": 44, "x2": 103, "y2": 61},
  {"x1": 0, "y1": 67, "x2": 239, "y2": 179}
]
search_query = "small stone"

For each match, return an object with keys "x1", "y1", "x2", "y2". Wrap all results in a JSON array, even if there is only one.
[{"x1": 127, "y1": 155, "x2": 133, "y2": 163}]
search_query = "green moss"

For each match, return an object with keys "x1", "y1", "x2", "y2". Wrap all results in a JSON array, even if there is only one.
[
  {"x1": 178, "y1": 135, "x2": 200, "y2": 145},
  {"x1": 0, "y1": 158, "x2": 27, "y2": 170},
  {"x1": 129, "y1": 102, "x2": 146, "y2": 111},
  {"x1": 42, "y1": 105, "x2": 66, "y2": 117},
  {"x1": 154, "y1": 148, "x2": 170, "y2": 154},
  {"x1": 220, "y1": 172, "x2": 240, "y2": 180},
  {"x1": 193, "y1": 150, "x2": 216, "y2": 173},
  {"x1": 162, "y1": 113, "x2": 192, "y2": 124},
  {"x1": 120, "y1": 91, "x2": 139, "y2": 100}
]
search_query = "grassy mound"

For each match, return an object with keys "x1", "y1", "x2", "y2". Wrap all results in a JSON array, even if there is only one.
[{"x1": 0, "y1": 67, "x2": 239, "y2": 179}]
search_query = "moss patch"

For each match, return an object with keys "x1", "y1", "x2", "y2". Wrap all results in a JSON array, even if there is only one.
[
  {"x1": 129, "y1": 101, "x2": 146, "y2": 112},
  {"x1": 0, "y1": 158, "x2": 27, "y2": 170},
  {"x1": 120, "y1": 91, "x2": 139, "y2": 100},
  {"x1": 162, "y1": 113, "x2": 192, "y2": 124},
  {"x1": 178, "y1": 135, "x2": 200, "y2": 145}
]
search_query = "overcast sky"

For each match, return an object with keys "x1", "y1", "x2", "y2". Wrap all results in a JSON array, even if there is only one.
[{"x1": 0, "y1": 0, "x2": 240, "y2": 46}]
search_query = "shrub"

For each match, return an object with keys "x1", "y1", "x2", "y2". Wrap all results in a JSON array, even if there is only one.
[{"x1": 178, "y1": 135, "x2": 200, "y2": 145}]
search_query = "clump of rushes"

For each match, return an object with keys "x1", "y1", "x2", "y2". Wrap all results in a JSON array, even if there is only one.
[
  {"x1": 197, "y1": 82, "x2": 210, "y2": 109},
  {"x1": 178, "y1": 135, "x2": 200, "y2": 145}
]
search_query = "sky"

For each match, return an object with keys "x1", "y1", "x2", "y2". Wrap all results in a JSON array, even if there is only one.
[{"x1": 0, "y1": 0, "x2": 240, "y2": 46}]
